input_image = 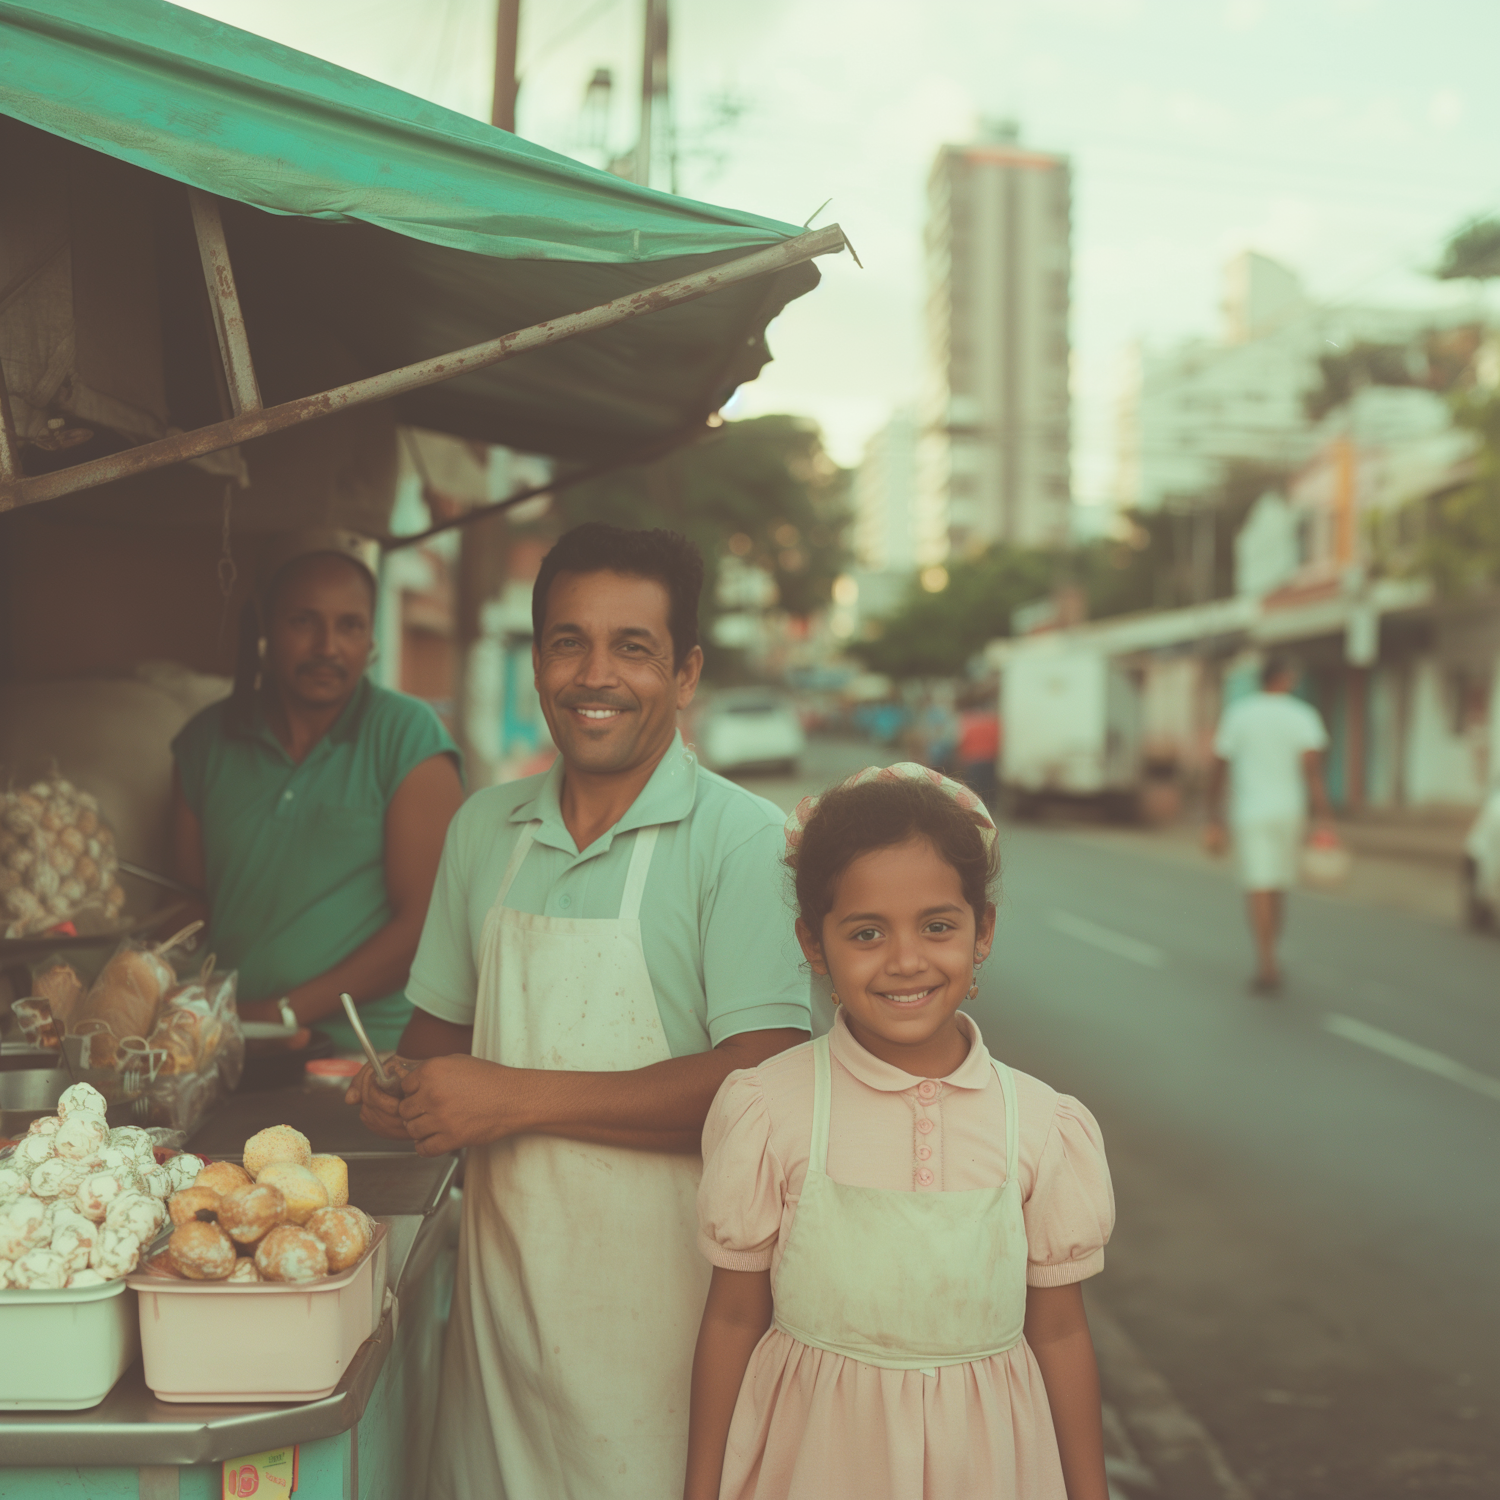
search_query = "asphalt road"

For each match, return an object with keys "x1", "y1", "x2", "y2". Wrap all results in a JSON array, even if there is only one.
[{"x1": 735, "y1": 738, "x2": 1500, "y2": 1500}]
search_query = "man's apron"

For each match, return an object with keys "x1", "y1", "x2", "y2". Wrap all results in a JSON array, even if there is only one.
[{"x1": 429, "y1": 823, "x2": 708, "y2": 1500}]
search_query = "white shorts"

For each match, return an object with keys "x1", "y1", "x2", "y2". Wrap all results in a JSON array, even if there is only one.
[{"x1": 1233, "y1": 819, "x2": 1304, "y2": 891}]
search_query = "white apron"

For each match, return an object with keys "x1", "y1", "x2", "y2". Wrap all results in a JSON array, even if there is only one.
[
  {"x1": 770, "y1": 1032, "x2": 1028, "y2": 1371},
  {"x1": 430, "y1": 822, "x2": 708, "y2": 1500}
]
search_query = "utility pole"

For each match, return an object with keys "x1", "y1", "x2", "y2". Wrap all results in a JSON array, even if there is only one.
[
  {"x1": 635, "y1": 0, "x2": 671, "y2": 188},
  {"x1": 451, "y1": 0, "x2": 523, "y2": 785},
  {"x1": 491, "y1": 0, "x2": 520, "y2": 132}
]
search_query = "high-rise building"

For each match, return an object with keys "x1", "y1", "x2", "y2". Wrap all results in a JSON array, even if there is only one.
[{"x1": 919, "y1": 126, "x2": 1073, "y2": 559}]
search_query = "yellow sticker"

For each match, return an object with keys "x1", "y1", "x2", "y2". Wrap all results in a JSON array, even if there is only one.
[{"x1": 222, "y1": 1445, "x2": 299, "y2": 1496}]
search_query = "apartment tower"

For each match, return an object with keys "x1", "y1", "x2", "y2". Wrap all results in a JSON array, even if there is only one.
[{"x1": 919, "y1": 127, "x2": 1072, "y2": 559}]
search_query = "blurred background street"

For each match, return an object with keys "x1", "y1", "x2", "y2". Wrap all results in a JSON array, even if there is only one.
[{"x1": 736, "y1": 737, "x2": 1500, "y2": 1500}]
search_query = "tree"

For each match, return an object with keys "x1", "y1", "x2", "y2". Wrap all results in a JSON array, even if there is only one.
[
  {"x1": 555, "y1": 415, "x2": 850, "y2": 675},
  {"x1": 1417, "y1": 389, "x2": 1500, "y2": 597},
  {"x1": 1436, "y1": 217, "x2": 1500, "y2": 281}
]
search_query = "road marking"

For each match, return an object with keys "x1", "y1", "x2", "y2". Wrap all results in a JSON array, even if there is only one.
[
  {"x1": 1049, "y1": 910, "x2": 1166, "y2": 968},
  {"x1": 1324, "y1": 1014, "x2": 1500, "y2": 1104}
]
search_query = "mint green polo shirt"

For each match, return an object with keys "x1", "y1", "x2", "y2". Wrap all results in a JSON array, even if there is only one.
[
  {"x1": 172, "y1": 679, "x2": 460, "y2": 1054},
  {"x1": 408, "y1": 733, "x2": 811, "y2": 1056}
]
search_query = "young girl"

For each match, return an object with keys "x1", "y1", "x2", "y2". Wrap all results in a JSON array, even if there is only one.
[{"x1": 684, "y1": 764, "x2": 1114, "y2": 1500}]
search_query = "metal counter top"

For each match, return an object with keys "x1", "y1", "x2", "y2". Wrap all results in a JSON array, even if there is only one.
[
  {"x1": 0, "y1": 1154, "x2": 457, "y2": 1466},
  {"x1": 188, "y1": 1080, "x2": 419, "y2": 1158}
]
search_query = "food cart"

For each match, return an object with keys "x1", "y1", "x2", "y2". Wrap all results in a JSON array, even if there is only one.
[{"x1": 0, "y1": 0, "x2": 844, "y2": 1490}]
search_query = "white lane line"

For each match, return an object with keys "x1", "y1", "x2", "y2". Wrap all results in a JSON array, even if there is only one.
[
  {"x1": 1048, "y1": 910, "x2": 1166, "y2": 968},
  {"x1": 1324, "y1": 1014, "x2": 1500, "y2": 1104}
]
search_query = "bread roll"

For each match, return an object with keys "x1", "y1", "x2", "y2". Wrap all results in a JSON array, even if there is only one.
[
  {"x1": 307, "y1": 1155, "x2": 348, "y2": 1208},
  {"x1": 255, "y1": 1162, "x2": 327, "y2": 1225}
]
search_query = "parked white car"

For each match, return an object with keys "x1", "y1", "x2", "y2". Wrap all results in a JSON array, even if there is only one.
[
  {"x1": 1463, "y1": 787, "x2": 1500, "y2": 930},
  {"x1": 695, "y1": 690, "x2": 805, "y2": 776}
]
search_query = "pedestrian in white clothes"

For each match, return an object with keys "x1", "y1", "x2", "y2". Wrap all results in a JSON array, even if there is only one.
[{"x1": 1204, "y1": 658, "x2": 1334, "y2": 993}]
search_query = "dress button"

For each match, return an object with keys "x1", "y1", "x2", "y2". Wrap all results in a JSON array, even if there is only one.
[
  {"x1": 916, "y1": 1081, "x2": 938, "y2": 1102},
  {"x1": 916, "y1": 1117, "x2": 934, "y2": 1135},
  {"x1": 558, "y1": 893, "x2": 572, "y2": 911},
  {"x1": 282, "y1": 790, "x2": 293, "y2": 801},
  {"x1": 917, "y1": 1146, "x2": 932, "y2": 1162},
  {"x1": 915, "y1": 1168, "x2": 935, "y2": 1187}
]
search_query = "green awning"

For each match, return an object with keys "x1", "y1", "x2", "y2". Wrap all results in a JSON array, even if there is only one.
[{"x1": 0, "y1": 0, "x2": 829, "y2": 463}]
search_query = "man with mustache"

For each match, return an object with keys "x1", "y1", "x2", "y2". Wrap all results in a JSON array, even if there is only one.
[
  {"x1": 346, "y1": 523, "x2": 811, "y2": 1500},
  {"x1": 171, "y1": 530, "x2": 464, "y2": 1055}
]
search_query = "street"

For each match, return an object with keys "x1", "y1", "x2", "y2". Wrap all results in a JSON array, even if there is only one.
[{"x1": 735, "y1": 738, "x2": 1500, "y2": 1500}]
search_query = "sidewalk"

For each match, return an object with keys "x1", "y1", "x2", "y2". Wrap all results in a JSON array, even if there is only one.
[{"x1": 1038, "y1": 814, "x2": 1468, "y2": 929}]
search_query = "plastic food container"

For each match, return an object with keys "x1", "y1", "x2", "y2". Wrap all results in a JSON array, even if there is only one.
[
  {"x1": 127, "y1": 1226, "x2": 388, "y2": 1403},
  {"x1": 0, "y1": 1278, "x2": 140, "y2": 1410}
]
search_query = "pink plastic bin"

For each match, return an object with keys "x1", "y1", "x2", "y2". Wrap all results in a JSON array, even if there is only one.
[{"x1": 127, "y1": 1225, "x2": 388, "y2": 1403}]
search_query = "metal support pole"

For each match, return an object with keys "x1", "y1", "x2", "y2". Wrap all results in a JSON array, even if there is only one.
[
  {"x1": 0, "y1": 223, "x2": 845, "y2": 513},
  {"x1": 188, "y1": 189, "x2": 262, "y2": 416},
  {"x1": 0, "y1": 367, "x2": 20, "y2": 483}
]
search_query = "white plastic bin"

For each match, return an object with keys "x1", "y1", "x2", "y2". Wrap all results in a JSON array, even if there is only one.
[
  {"x1": 0, "y1": 1279, "x2": 140, "y2": 1410},
  {"x1": 127, "y1": 1225, "x2": 388, "y2": 1403}
]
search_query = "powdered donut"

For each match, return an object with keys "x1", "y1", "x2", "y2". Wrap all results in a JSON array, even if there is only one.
[
  {"x1": 54, "y1": 1115, "x2": 109, "y2": 1162},
  {"x1": 26, "y1": 1116, "x2": 60, "y2": 1138},
  {"x1": 305, "y1": 1207, "x2": 370, "y2": 1272},
  {"x1": 106, "y1": 1127, "x2": 157, "y2": 1168},
  {"x1": 51, "y1": 1207, "x2": 97, "y2": 1257},
  {"x1": 9, "y1": 1247, "x2": 69, "y2": 1289},
  {"x1": 29, "y1": 1155, "x2": 89, "y2": 1202},
  {"x1": 242, "y1": 1125, "x2": 311, "y2": 1178},
  {"x1": 89, "y1": 1226, "x2": 143, "y2": 1280},
  {"x1": 56, "y1": 1082, "x2": 107, "y2": 1122},
  {"x1": 254, "y1": 1224, "x2": 328, "y2": 1283},
  {"x1": 167, "y1": 1186, "x2": 223, "y2": 1228},
  {"x1": 254, "y1": 1162, "x2": 328, "y2": 1225},
  {"x1": 66, "y1": 1268, "x2": 107, "y2": 1288},
  {"x1": 227, "y1": 1257, "x2": 262, "y2": 1283},
  {"x1": 218, "y1": 1184, "x2": 286, "y2": 1246},
  {"x1": 74, "y1": 1171, "x2": 127, "y2": 1222},
  {"x1": 50, "y1": 1224, "x2": 93, "y2": 1274},
  {"x1": 0, "y1": 1198, "x2": 50, "y2": 1259},
  {"x1": 139, "y1": 1164, "x2": 173, "y2": 1201},
  {"x1": 106, "y1": 1191, "x2": 165, "y2": 1241},
  {"x1": 12, "y1": 1133, "x2": 57, "y2": 1172},
  {"x1": 195, "y1": 1160, "x2": 253, "y2": 1197},
  {"x1": 95, "y1": 1147, "x2": 145, "y2": 1190},
  {"x1": 0, "y1": 1166, "x2": 30, "y2": 1200},
  {"x1": 307, "y1": 1155, "x2": 349, "y2": 1208},
  {"x1": 161, "y1": 1154, "x2": 203, "y2": 1194},
  {"x1": 168, "y1": 1220, "x2": 235, "y2": 1280}
]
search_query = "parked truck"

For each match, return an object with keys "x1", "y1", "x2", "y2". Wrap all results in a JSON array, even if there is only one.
[{"x1": 999, "y1": 641, "x2": 1143, "y2": 819}]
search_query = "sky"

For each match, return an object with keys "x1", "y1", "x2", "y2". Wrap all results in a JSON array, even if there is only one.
[{"x1": 184, "y1": 0, "x2": 1500, "y2": 513}]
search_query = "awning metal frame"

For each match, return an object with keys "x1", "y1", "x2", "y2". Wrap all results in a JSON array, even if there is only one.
[{"x1": 0, "y1": 209, "x2": 846, "y2": 515}]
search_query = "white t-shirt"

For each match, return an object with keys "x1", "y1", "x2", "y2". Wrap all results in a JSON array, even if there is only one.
[{"x1": 1214, "y1": 691, "x2": 1329, "y2": 824}]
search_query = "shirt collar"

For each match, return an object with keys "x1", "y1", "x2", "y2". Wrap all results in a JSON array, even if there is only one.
[
  {"x1": 510, "y1": 731, "x2": 699, "y2": 856},
  {"x1": 829, "y1": 1007, "x2": 994, "y2": 1092},
  {"x1": 251, "y1": 676, "x2": 372, "y2": 761}
]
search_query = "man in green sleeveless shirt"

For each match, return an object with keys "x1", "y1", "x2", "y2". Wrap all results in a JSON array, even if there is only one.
[{"x1": 171, "y1": 530, "x2": 463, "y2": 1053}]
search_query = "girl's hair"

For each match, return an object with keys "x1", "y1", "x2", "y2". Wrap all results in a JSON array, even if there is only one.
[{"x1": 787, "y1": 777, "x2": 998, "y2": 936}]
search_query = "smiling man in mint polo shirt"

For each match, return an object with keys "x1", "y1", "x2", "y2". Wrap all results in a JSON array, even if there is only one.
[
  {"x1": 171, "y1": 529, "x2": 464, "y2": 1054},
  {"x1": 346, "y1": 523, "x2": 811, "y2": 1500}
]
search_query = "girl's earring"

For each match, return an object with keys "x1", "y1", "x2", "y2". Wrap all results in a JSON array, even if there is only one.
[
  {"x1": 967, "y1": 959, "x2": 984, "y2": 1002},
  {"x1": 254, "y1": 636, "x2": 267, "y2": 693},
  {"x1": 829, "y1": 990, "x2": 839, "y2": 1007}
]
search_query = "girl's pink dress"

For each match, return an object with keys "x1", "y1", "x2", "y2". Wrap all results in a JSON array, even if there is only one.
[{"x1": 698, "y1": 1009, "x2": 1115, "y2": 1500}]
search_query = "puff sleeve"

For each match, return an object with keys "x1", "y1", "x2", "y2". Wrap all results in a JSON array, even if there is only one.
[
  {"x1": 1023, "y1": 1093, "x2": 1115, "y2": 1287},
  {"x1": 697, "y1": 1069, "x2": 785, "y2": 1272}
]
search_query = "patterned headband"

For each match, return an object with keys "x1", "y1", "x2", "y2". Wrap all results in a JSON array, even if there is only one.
[{"x1": 784, "y1": 762, "x2": 999, "y2": 860}]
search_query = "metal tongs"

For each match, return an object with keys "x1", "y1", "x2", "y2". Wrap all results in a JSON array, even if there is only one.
[{"x1": 339, "y1": 992, "x2": 411, "y2": 1098}]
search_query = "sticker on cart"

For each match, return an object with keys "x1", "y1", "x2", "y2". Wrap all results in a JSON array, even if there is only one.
[{"x1": 222, "y1": 1446, "x2": 299, "y2": 1495}]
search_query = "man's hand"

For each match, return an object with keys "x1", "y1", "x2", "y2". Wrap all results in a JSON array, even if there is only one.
[
  {"x1": 1202, "y1": 821, "x2": 1228, "y2": 857},
  {"x1": 397, "y1": 1055, "x2": 515, "y2": 1156},
  {"x1": 345, "y1": 1063, "x2": 412, "y2": 1142}
]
